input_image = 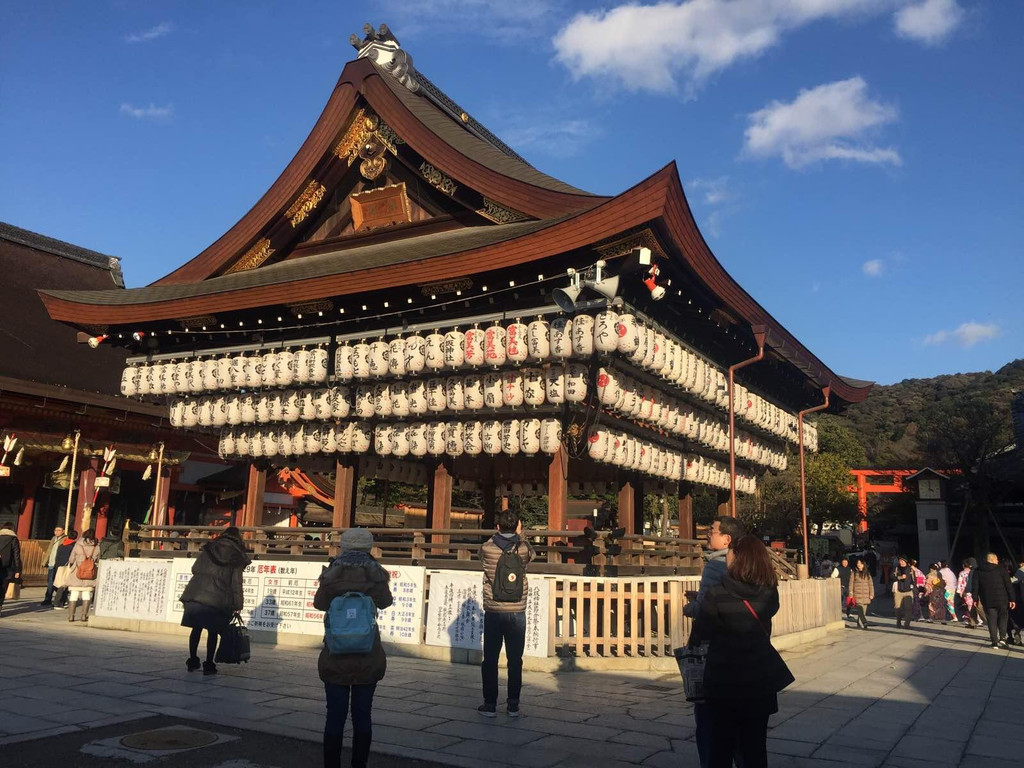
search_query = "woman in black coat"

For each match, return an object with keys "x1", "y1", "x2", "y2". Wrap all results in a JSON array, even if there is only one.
[
  {"x1": 179, "y1": 527, "x2": 250, "y2": 675},
  {"x1": 690, "y1": 535, "x2": 794, "y2": 768},
  {"x1": 892, "y1": 556, "x2": 915, "y2": 629}
]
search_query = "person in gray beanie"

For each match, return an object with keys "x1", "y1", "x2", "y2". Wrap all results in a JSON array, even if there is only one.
[{"x1": 314, "y1": 528, "x2": 393, "y2": 768}]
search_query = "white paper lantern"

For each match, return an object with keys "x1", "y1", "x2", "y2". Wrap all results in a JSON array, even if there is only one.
[
  {"x1": 639, "y1": 442, "x2": 654, "y2": 473},
  {"x1": 330, "y1": 386, "x2": 350, "y2": 419},
  {"x1": 501, "y1": 419, "x2": 521, "y2": 455},
  {"x1": 263, "y1": 392, "x2": 281, "y2": 422},
  {"x1": 611, "y1": 433, "x2": 627, "y2": 466},
  {"x1": 571, "y1": 314, "x2": 595, "y2": 357},
  {"x1": 426, "y1": 421, "x2": 446, "y2": 455},
  {"x1": 156, "y1": 363, "x2": 174, "y2": 395},
  {"x1": 650, "y1": 333, "x2": 667, "y2": 374},
  {"x1": 292, "y1": 349, "x2": 310, "y2": 385},
  {"x1": 352, "y1": 343, "x2": 371, "y2": 380},
  {"x1": 256, "y1": 393, "x2": 272, "y2": 423},
  {"x1": 175, "y1": 361, "x2": 192, "y2": 394},
  {"x1": 388, "y1": 338, "x2": 406, "y2": 377},
  {"x1": 587, "y1": 429, "x2": 610, "y2": 461},
  {"x1": 185, "y1": 360, "x2": 203, "y2": 393},
  {"x1": 249, "y1": 429, "x2": 266, "y2": 458},
  {"x1": 351, "y1": 423, "x2": 372, "y2": 454},
  {"x1": 426, "y1": 378, "x2": 445, "y2": 412},
  {"x1": 264, "y1": 429, "x2": 282, "y2": 458},
  {"x1": 368, "y1": 341, "x2": 389, "y2": 379},
  {"x1": 235, "y1": 427, "x2": 252, "y2": 457},
  {"x1": 520, "y1": 418, "x2": 541, "y2": 455},
  {"x1": 464, "y1": 326, "x2": 485, "y2": 367},
  {"x1": 334, "y1": 346, "x2": 354, "y2": 382},
  {"x1": 527, "y1": 318, "x2": 550, "y2": 361},
  {"x1": 219, "y1": 428, "x2": 236, "y2": 457},
  {"x1": 425, "y1": 332, "x2": 445, "y2": 370},
  {"x1": 445, "y1": 377, "x2": 465, "y2": 411},
  {"x1": 484, "y1": 323, "x2": 507, "y2": 367},
  {"x1": 240, "y1": 394, "x2": 257, "y2": 424},
  {"x1": 228, "y1": 355, "x2": 246, "y2": 389},
  {"x1": 333, "y1": 423, "x2": 352, "y2": 454},
  {"x1": 355, "y1": 385, "x2": 375, "y2": 418},
  {"x1": 464, "y1": 421, "x2": 484, "y2": 455},
  {"x1": 212, "y1": 396, "x2": 228, "y2": 427},
  {"x1": 501, "y1": 371, "x2": 524, "y2": 408},
  {"x1": 407, "y1": 380, "x2": 428, "y2": 415},
  {"x1": 121, "y1": 366, "x2": 140, "y2": 397},
  {"x1": 594, "y1": 309, "x2": 619, "y2": 353},
  {"x1": 283, "y1": 391, "x2": 302, "y2": 423},
  {"x1": 317, "y1": 426, "x2": 335, "y2": 455},
  {"x1": 522, "y1": 368, "x2": 545, "y2": 406},
  {"x1": 540, "y1": 418, "x2": 561, "y2": 454},
  {"x1": 373, "y1": 383, "x2": 393, "y2": 417},
  {"x1": 244, "y1": 356, "x2": 263, "y2": 389},
  {"x1": 300, "y1": 390, "x2": 318, "y2": 421},
  {"x1": 481, "y1": 373, "x2": 502, "y2": 409},
  {"x1": 639, "y1": 386, "x2": 656, "y2": 422},
  {"x1": 392, "y1": 424, "x2": 410, "y2": 457},
  {"x1": 482, "y1": 420, "x2": 502, "y2": 455},
  {"x1": 506, "y1": 321, "x2": 528, "y2": 364},
  {"x1": 261, "y1": 353, "x2": 278, "y2": 388},
  {"x1": 596, "y1": 367, "x2": 620, "y2": 407},
  {"x1": 303, "y1": 425, "x2": 322, "y2": 454},
  {"x1": 310, "y1": 348, "x2": 329, "y2": 384},
  {"x1": 168, "y1": 398, "x2": 185, "y2": 427},
  {"x1": 545, "y1": 365, "x2": 565, "y2": 404},
  {"x1": 223, "y1": 395, "x2": 240, "y2": 425},
  {"x1": 375, "y1": 424, "x2": 394, "y2": 456},
  {"x1": 550, "y1": 317, "x2": 573, "y2": 358},
  {"x1": 615, "y1": 314, "x2": 639, "y2": 354},
  {"x1": 464, "y1": 375, "x2": 484, "y2": 409},
  {"x1": 443, "y1": 330, "x2": 465, "y2": 369},
  {"x1": 409, "y1": 423, "x2": 428, "y2": 457},
  {"x1": 404, "y1": 336, "x2": 425, "y2": 374},
  {"x1": 390, "y1": 382, "x2": 409, "y2": 417},
  {"x1": 445, "y1": 421, "x2": 465, "y2": 456},
  {"x1": 311, "y1": 388, "x2": 331, "y2": 420},
  {"x1": 565, "y1": 363, "x2": 588, "y2": 403}
]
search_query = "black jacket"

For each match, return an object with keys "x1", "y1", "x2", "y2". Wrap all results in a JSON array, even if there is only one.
[
  {"x1": 894, "y1": 564, "x2": 914, "y2": 593},
  {"x1": 54, "y1": 539, "x2": 76, "y2": 568},
  {"x1": 972, "y1": 562, "x2": 1013, "y2": 608},
  {"x1": 837, "y1": 565, "x2": 852, "y2": 595},
  {"x1": 0, "y1": 529, "x2": 22, "y2": 577},
  {"x1": 179, "y1": 534, "x2": 251, "y2": 613},
  {"x1": 690, "y1": 576, "x2": 795, "y2": 701}
]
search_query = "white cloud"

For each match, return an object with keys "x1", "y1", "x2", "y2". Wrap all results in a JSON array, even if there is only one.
[
  {"x1": 687, "y1": 176, "x2": 731, "y2": 205},
  {"x1": 743, "y1": 77, "x2": 901, "y2": 169},
  {"x1": 924, "y1": 321, "x2": 1001, "y2": 348},
  {"x1": 379, "y1": 0, "x2": 560, "y2": 41},
  {"x1": 119, "y1": 103, "x2": 174, "y2": 120},
  {"x1": 499, "y1": 118, "x2": 598, "y2": 157},
  {"x1": 125, "y1": 22, "x2": 174, "y2": 44},
  {"x1": 895, "y1": 0, "x2": 964, "y2": 44},
  {"x1": 862, "y1": 259, "x2": 884, "y2": 276}
]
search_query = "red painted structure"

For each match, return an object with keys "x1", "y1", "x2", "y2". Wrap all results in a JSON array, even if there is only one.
[{"x1": 848, "y1": 469, "x2": 916, "y2": 534}]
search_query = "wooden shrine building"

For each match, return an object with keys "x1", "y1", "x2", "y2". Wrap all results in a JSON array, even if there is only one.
[{"x1": 40, "y1": 26, "x2": 873, "y2": 543}]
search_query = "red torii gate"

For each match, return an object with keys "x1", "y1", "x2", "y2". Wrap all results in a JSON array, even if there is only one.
[{"x1": 848, "y1": 469, "x2": 916, "y2": 534}]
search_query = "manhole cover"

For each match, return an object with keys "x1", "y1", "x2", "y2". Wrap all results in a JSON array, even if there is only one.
[{"x1": 120, "y1": 727, "x2": 219, "y2": 751}]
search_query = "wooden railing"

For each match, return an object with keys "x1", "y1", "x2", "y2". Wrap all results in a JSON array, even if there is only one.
[
  {"x1": 132, "y1": 525, "x2": 706, "y2": 575},
  {"x1": 17, "y1": 540, "x2": 49, "y2": 585}
]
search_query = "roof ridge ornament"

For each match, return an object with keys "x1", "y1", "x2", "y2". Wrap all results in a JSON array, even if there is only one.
[{"x1": 350, "y1": 23, "x2": 420, "y2": 93}]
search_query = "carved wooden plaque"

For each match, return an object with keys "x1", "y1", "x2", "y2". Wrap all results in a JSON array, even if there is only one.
[{"x1": 350, "y1": 182, "x2": 412, "y2": 231}]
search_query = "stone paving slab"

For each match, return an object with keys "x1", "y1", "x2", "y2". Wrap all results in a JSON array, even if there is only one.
[{"x1": 0, "y1": 588, "x2": 1022, "y2": 767}]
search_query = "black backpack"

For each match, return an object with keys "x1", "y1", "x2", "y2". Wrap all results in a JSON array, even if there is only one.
[{"x1": 491, "y1": 535, "x2": 526, "y2": 602}]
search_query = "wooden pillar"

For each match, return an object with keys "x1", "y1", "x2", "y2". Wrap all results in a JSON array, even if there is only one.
[
  {"x1": 243, "y1": 464, "x2": 267, "y2": 529},
  {"x1": 678, "y1": 482, "x2": 695, "y2": 539},
  {"x1": 94, "y1": 501, "x2": 111, "y2": 540},
  {"x1": 75, "y1": 458, "x2": 99, "y2": 532},
  {"x1": 332, "y1": 460, "x2": 358, "y2": 529},
  {"x1": 716, "y1": 489, "x2": 730, "y2": 518},
  {"x1": 155, "y1": 468, "x2": 172, "y2": 527},
  {"x1": 547, "y1": 447, "x2": 568, "y2": 537},
  {"x1": 16, "y1": 470, "x2": 40, "y2": 540},
  {"x1": 427, "y1": 463, "x2": 453, "y2": 540},
  {"x1": 482, "y1": 477, "x2": 497, "y2": 530}
]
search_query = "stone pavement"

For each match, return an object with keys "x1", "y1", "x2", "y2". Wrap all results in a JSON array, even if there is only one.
[{"x1": 0, "y1": 587, "x2": 1022, "y2": 768}]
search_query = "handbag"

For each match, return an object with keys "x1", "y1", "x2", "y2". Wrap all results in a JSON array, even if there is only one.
[
  {"x1": 215, "y1": 613, "x2": 251, "y2": 664},
  {"x1": 845, "y1": 596, "x2": 857, "y2": 609},
  {"x1": 75, "y1": 545, "x2": 99, "y2": 580},
  {"x1": 674, "y1": 643, "x2": 708, "y2": 703},
  {"x1": 54, "y1": 565, "x2": 71, "y2": 589}
]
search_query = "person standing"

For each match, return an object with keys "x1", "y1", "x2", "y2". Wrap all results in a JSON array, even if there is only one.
[
  {"x1": 65, "y1": 528, "x2": 100, "y2": 622},
  {"x1": 690, "y1": 535, "x2": 794, "y2": 768},
  {"x1": 179, "y1": 526, "x2": 250, "y2": 675},
  {"x1": 837, "y1": 556, "x2": 852, "y2": 618},
  {"x1": 684, "y1": 515, "x2": 747, "y2": 767},
  {"x1": 0, "y1": 522, "x2": 23, "y2": 618},
  {"x1": 972, "y1": 553, "x2": 1016, "y2": 649},
  {"x1": 314, "y1": 528, "x2": 393, "y2": 768},
  {"x1": 848, "y1": 559, "x2": 874, "y2": 629},
  {"x1": 52, "y1": 530, "x2": 78, "y2": 609},
  {"x1": 957, "y1": 558, "x2": 982, "y2": 628},
  {"x1": 924, "y1": 565, "x2": 947, "y2": 623},
  {"x1": 939, "y1": 561, "x2": 957, "y2": 624},
  {"x1": 892, "y1": 556, "x2": 915, "y2": 629},
  {"x1": 478, "y1": 509, "x2": 535, "y2": 718},
  {"x1": 40, "y1": 526, "x2": 65, "y2": 606}
]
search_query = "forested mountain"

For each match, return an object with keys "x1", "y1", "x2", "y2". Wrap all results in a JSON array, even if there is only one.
[{"x1": 823, "y1": 359, "x2": 1024, "y2": 467}]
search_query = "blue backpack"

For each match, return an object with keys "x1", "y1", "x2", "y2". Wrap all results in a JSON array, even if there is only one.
[{"x1": 325, "y1": 592, "x2": 377, "y2": 655}]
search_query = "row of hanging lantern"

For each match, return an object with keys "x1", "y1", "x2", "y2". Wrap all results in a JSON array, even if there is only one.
[
  {"x1": 595, "y1": 367, "x2": 787, "y2": 471},
  {"x1": 120, "y1": 347, "x2": 330, "y2": 397}
]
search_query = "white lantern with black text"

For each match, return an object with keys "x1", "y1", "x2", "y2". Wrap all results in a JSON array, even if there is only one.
[
  {"x1": 523, "y1": 368, "x2": 545, "y2": 406},
  {"x1": 545, "y1": 365, "x2": 565, "y2": 404},
  {"x1": 520, "y1": 418, "x2": 541, "y2": 455},
  {"x1": 390, "y1": 382, "x2": 409, "y2": 417},
  {"x1": 482, "y1": 420, "x2": 502, "y2": 455},
  {"x1": 409, "y1": 423, "x2": 427, "y2": 457},
  {"x1": 355, "y1": 386, "x2": 375, "y2": 419},
  {"x1": 594, "y1": 309, "x2": 619, "y2": 353},
  {"x1": 445, "y1": 377, "x2": 465, "y2": 411},
  {"x1": 334, "y1": 346, "x2": 354, "y2": 382},
  {"x1": 464, "y1": 421, "x2": 483, "y2": 455},
  {"x1": 527, "y1": 318, "x2": 550, "y2": 360},
  {"x1": 351, "y1": 423, "x2": 372, "y2": 454},
  {"x1": 425, "y1": 332, "x2": 445, "y2": 370},
  {"x1": 388, "y1": 337, "x2": 406, "y2": 377},
  {"x1": 565, "y1": 363, "x2": 588, "y2": 403},
  {"x1": 408, "y1": 380, "x2": 428, "y2": 415},
  {"x1": 464, "y1": 375, "x2": 484, "y2": 410},
  {"x1": 501, "y1": 419, "x2": 521, "y2": 455},
  {"x1": 445, "y1": 421, "x2": 465, "y2": 456},
  {"x1": 426, "y1": 421, "x2": 446, "y2": 455},
  {"x1": 392, "y1": 424, "x2": 410, "y2": 457},
  {"x1": 550, "y1": 317, "x2": 573, "y2": 359},
  {"x1": 443, "y1": 330, "x2": 465, "y2": 369},
  {"x1": 540, "y1": 418, "x2": 561, "y2": 454},
  {"x1": 373, "y1": 383, "x2": 392, "y2": 417}
]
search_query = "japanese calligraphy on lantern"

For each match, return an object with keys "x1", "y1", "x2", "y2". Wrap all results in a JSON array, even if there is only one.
[
  {"x1": 94, "y1": 560, "x2": 173, "y2": 621},
  {"x1": 424, "y1": 571, "x2": 549, "y2": 657}
]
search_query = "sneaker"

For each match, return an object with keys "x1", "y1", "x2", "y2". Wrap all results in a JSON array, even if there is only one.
[
  {"x1": 202, "y1": 661, "x2": 218, "y2": 676},
  {"x1": 507, "y1": 700, "x2": 520, "y2": 718},
  {"x1": 186, "y1": 657, "x2": 201, "y2": 672},
  {"x1": 477, "y1": 704, "x2": 497, "y2": 718},
  {"x1": 997, "y1": 640, "x2": 1009, "y2": 649}
]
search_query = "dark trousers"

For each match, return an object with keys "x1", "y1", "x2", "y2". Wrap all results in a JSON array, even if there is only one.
[
  {"x1": 853, "y1": 604, "x2": 869, "y2": 628},
  {"x1": 43, "y1": 566, "x2": 58, "y2": 604},
  {"x1": 324, "y1": 682, "x2": 376, "y2": 768},
  {"x1": 482, "y1": 610, "x2": 526, "y2": 705},
  {"x1": 0, "y1": 577, "x2": 10, "y2": 610},
  {"x1": 707, "y1": 698, "x2": 771, "y2": 768},
  {"x1": 985, "y1": 606, "x2": 1008, "y2": 645},
  {"x1": 895, "y1": 594, "x2": 913, "y2": 627}
]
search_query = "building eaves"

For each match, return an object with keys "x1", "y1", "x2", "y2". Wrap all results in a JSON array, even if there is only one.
[{"x1": 0, "y1": 221, "x2": 124, "y2": 286}]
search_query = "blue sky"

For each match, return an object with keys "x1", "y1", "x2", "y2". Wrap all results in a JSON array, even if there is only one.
[{"x1": 1, "y1": 1, "x2": 1020, "y2": 385}]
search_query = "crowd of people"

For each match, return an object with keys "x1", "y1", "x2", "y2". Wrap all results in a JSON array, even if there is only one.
[{"x1": 830, "y1": 550, "x2": 1023, "y2": 648}]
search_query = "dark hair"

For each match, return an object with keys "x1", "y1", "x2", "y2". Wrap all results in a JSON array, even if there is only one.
[
  {"x1": 67, "y1": 530, "x2": 79, "y2": 541},
  {"x1": 220, "y1": 526, "x2": 241, "y2": 539},
  {"x1": 840, "y1": 555, "x2": 849, "y2": 564},
  {"x1": 963, "y1": 557, "x2": 977, "y2": 569},
  {"x1": 496, "y1": 509, "x2": 520, "y2": 533},
  {"x1": 727, "y1": 535, "x2": 777, "y2": 588},
  {"x1": 714, "y1": 515, "x2": 747, "y2": 542},
  {"x1": 82, "y1": 528, "x2": 97, "y2": 542}
]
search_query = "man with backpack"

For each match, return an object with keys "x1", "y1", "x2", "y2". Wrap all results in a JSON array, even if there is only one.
[{"x1": 478, "y1": 509, "x2": 535, "y2": 718}]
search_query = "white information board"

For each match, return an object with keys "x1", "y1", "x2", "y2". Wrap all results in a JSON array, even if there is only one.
[
  {"x1": 378, "y1": 565, "x2": 426, "y2": 645},
  {"x1": 94, "y1": 560, "x2": 173, "y2": 622},
  {"x1": 425, "y1": 571, "x2": 550, "y2": 657}
]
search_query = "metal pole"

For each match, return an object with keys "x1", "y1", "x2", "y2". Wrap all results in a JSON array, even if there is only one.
[
  {"x1": 63, "y1": 430, "x2": 80, "y2": 532},
  {"x1": 728, "y1": 328, "x2": 767, "y2": 517},
  {"x1": 799, "y1": 387, "x2": 830, "y2": 569}
]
